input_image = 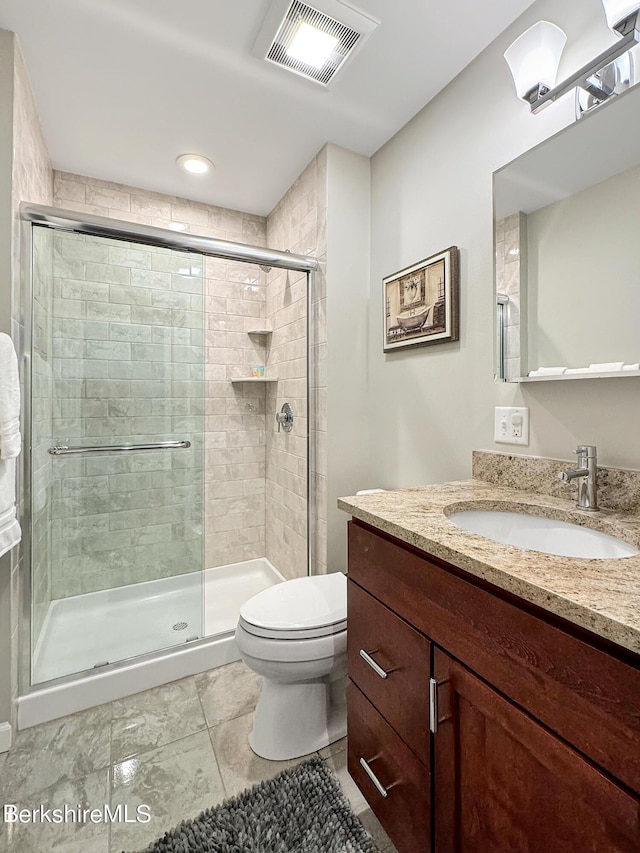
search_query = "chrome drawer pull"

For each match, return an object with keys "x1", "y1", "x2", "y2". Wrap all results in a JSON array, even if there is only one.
[
  {"x1": 359, "y1": 649, "x2": 389, "y2": 679},
  {"x1": 359, "y1": 757, "x2": 389, "y2": 798}
]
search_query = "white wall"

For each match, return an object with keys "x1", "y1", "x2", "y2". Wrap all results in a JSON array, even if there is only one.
[
  {"x1": 325, "y1": 145, "x2": 371, "y2": 572},
  {"x1": 367, "y1": 0, "x2": 640, "y2": 486}
]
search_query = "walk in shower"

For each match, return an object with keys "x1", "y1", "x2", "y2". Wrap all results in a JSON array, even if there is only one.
[{"x1": 19, "y1": 204, "x2": 318, "y2": 725}]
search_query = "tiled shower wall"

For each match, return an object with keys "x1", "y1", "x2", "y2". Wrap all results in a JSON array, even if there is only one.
[
  {"x1": 266, "y1": 148, "x2": 327, "y2": 578},
  {"x1": 37, "y1": 230, "x2": 206, "y2": 598},
  {"x1": 52, "y1": 173, "x2": 270, "y2": 587}
]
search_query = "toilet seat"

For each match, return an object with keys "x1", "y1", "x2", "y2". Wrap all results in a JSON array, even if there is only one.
[{"x1": 239, "y1": 573, "x2": 347, "y2": 640}]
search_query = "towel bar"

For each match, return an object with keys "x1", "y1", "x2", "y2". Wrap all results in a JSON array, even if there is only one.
[{"x1": 48, "y1": 440, "x2": 191, "y2": 455}]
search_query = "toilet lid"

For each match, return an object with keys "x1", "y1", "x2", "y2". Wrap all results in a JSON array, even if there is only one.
[{"x1": 239, "y1": 573, "x2": 347, "y2": 638}]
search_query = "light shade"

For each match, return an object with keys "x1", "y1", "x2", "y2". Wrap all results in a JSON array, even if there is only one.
[
  {"x1": 286, "y1": 21, "x2": 339, "y2": 70},
  {"x1": 504, "y1": 21, "x2": 567, "y2": 101},
  {"x1": 176, "y1": 154, "x2": 214, "y2": 175},
  {"x1": 601, "y1": 0, "x2": 640, "y2": 31}
]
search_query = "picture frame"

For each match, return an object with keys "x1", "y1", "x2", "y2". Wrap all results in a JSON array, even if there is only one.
[{"x1": 383, "y1": 246, "x2": 459, "y2": 352}]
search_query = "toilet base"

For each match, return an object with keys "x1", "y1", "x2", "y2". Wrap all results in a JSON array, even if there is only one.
[{"x1": 248, "y1": 674, "x2": 347, "y2": 761}]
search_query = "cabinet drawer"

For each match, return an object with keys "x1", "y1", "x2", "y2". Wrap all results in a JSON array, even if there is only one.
[
  {"x1": 348, "y1": 579, "x2": 430, "y2": 763},
  {"x1": 348, "y1": 519, "x2": 640, "y2": 795},
  {"x1": 347, "y1": 682, "x2": 430, "y2": 853}
]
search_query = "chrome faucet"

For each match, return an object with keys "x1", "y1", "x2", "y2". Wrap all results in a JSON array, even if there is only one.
[{"x1": 558, "y1": 445, "x2": 598, "y2": 512}]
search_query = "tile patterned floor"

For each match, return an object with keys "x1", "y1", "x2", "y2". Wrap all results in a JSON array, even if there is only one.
[{"x1": 0, "y1": 662, "x2": 397, "y2": 853}]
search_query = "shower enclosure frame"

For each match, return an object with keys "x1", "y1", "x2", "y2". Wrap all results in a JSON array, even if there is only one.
[{"x1": 18, "y1": 202, "x2": 320, "y2": 711}]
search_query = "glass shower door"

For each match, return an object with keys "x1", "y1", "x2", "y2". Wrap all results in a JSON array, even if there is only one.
[{"x1": 30, "y1": 226, "x2": 205, "y2": 683}]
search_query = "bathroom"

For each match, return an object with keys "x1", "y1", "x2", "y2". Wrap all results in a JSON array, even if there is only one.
[{"x1": 1, "y1": 0, "x2": 640, "y2": 850}]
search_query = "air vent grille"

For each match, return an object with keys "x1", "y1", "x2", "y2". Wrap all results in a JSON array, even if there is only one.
[{"x1": 267, "y1": 1, "x2": 361, "y2": 86}]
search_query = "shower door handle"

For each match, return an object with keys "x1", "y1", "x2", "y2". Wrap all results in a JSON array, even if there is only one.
[
  {"x1": 48, "y1": 440, "x2": 191, "y2": 455},
  {"x1": 276, "y1": 403, "x2": 294, "y2": 433}
]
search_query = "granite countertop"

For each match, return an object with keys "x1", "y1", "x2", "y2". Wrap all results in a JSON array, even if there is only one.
[{"x1": 338, "y1": 479, "x2": 640, "y2": 655}]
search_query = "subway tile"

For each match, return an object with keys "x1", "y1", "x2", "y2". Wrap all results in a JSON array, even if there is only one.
[
  {"x1": 152, "y1": 326, "x2": 192, "y2": 345},
  {"x1": 109, "y1": 322, "x2": 154, "y2": 343},
  {"x1": 151, "y1": 253, "x2": 202, "y2": 276},
  {"x1": 54, "y1": 176, "x2": 86, "y2": 202},
  {"x1": 53, "y1": 337, "x2": 85, "y2": 359},
  {"x1": 84, "y1": 379, "x2": 132, "y2": 398},
  {"x1": 108, "y1": 361, "x2": 161, "y2": 380},
  {"x1": 54, "y1": 238, "x2": 109, "y2": 264},
  {"x1": 83, "y1": 416, "x2": 132, "y2": 437},
  {"x1": 130, "y1": 194, "x2": 172, "y2": 219},
  {"x1": 86, "y1": 185, "x2": 131, "y2": 211},
  {"x1": 130, "y1": 268, "x2": 172, "y2": 289},
  {"x1": 85, "y1": 340, "x2": 131, "y2": 361},
  {"x1": 109, "y1": 398, "x2": 161, "y2": 418},
  {"x1": 85, "y1": 301, "x2": 131, "y2": 322},
  {"x1": 130, "y1": 343, "x2": 171, "y2": 362},
  {"x1": 109, "y1": 284, "x2": 152, "y2": 306},
  {"x1": 53, "y1": 296, "x2": 85, "y2": 318},
  {"x1": 171, "y1": 273, "x2": 204, "y2": 294},
  {"x1": 85, "y1": 261, "x2": 131, "y2": 285},
  {"x1": 150, "y1": 289, "x2": 192, "y2": 310},
  {"x1": 131, "y1": 306, "x2": 173, "y2": 326},
  {"x1": 108, "y1": 246, "x2": 152, "y2": 269},
  {"x1": 130, "y1": 524, "x2": 174, "y2": 546},
  {"x1": 53, "y1": 357, "x2": 111, "y2": 379},
  {"x1": 60, "y1": 278, "x2": 110, "y2": 302},
  {"x1": 172, "y1": 309, "x2": 202, "y2": 329},
  {"x1": 54, "y1": 318, "x2": 110, "y2": 340},
  {"x1": 170, "y1": 201, "x2": 210, "y2": 226},
  {"x1": 127, "y1": 379, "x2": 174, "y2": 398},
  {"x1": 85, "y1": 453, "x2": 171, "y2": 476}
]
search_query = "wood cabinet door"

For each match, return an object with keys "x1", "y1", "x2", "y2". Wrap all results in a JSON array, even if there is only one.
[
  {"x1": 433, "y1": 648, "x2": 640, "y2": 853},
  {"x1": 347, "y1": 682, "x2": 431, "y2": 853}
]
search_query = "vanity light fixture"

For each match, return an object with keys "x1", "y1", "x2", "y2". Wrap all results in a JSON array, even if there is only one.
[
  {"x1": 176, "y1": 154, "x2": 214, "y2": 175},
  {"x1": 505, "y1": 1, "x2": 640, "y2": 114}
]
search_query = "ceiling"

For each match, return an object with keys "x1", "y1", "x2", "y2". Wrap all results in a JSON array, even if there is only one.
[{"x1": 0, "y1": 0, "x2": 537, "y2": 216}]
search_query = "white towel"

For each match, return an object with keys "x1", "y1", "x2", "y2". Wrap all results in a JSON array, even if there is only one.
[
  {"x1": 0, "y1": 333, "x2": 21, "y2": 459},
  {"x1": 0, "y1": 457, "x2": 21, "y2": 558},
  {"x1": 623, "y1": 363, "x2": 640, "y2": 371},
  {"x1": 528, "y1": 367, "x2": 567, "y2": 376}
]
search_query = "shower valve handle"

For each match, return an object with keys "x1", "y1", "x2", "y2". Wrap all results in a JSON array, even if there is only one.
[{"x1": 276, "y1": 402, "x2": 294, "y2": 433}]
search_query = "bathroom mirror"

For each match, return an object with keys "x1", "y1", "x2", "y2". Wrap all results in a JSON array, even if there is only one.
[{"x1": 493, "y1": 81, "x2": 640, "y2": 383}]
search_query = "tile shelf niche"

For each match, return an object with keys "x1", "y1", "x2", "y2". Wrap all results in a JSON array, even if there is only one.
[
  {"x1": 231, "y1": 376, "x2": 278, "y2": 384},
  {"x1": 246, "y1": 328, "x2": 272, "y2": 336}
]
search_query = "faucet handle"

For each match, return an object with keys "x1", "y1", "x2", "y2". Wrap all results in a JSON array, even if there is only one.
[{"x1": 574, "y1": 444, "x2": 597, "y2": 458}]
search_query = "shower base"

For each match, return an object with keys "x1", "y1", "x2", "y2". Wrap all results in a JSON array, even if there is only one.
[{"x1": 19, "y1": 557, "x2": 284, "y2": 729}]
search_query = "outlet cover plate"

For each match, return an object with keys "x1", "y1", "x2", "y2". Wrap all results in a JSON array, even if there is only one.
[{"x1": 494, "y1": 406, "x2": 529, "y2": 446}]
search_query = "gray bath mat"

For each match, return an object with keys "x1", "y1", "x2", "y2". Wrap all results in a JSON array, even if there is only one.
[{"x1": 134, "y1": 757, "x2": 379, "y2": 853}]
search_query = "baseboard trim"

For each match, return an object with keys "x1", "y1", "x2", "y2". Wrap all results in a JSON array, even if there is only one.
[{"x1": 0, "y1": 721, "x2": 12, "y2": 753}]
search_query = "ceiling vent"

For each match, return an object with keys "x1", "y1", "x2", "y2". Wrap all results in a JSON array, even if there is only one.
[{"x1": 253, "y1": 0, "x2": 379, "y2": 87}]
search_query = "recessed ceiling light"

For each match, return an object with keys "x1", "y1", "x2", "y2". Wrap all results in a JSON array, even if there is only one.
[
  {"x1": 286, "y1": 21, "x2": 339, "y2": 69},
  {"x1": 176, "y1": 154, "x2": 214, "y2": 175},
  {"x1": 167, "y1": 221, "x2": 187, "y2": 231}
]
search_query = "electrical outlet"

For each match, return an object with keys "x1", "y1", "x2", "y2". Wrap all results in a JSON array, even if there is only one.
[{"x1": 494, "y1": 406, "x2": 529, "y2": 446}]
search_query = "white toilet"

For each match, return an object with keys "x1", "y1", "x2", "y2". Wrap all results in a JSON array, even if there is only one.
[{"x1": 235, "y1": 571, "x2": 347, "y2": 761}]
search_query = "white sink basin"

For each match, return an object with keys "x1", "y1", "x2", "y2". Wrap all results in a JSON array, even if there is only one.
[{"x1": 448, "y1": 510, "x2": 639, "y2": 559}]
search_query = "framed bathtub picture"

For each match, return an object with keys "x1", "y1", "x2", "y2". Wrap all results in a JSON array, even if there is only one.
[{"x1": 383, "y1": 246, "x2": 459, "y2": 352}]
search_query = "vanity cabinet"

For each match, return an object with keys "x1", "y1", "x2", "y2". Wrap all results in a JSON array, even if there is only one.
[{"x1": 346, "y1": 519, "x2": 640, "y2": 853}]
